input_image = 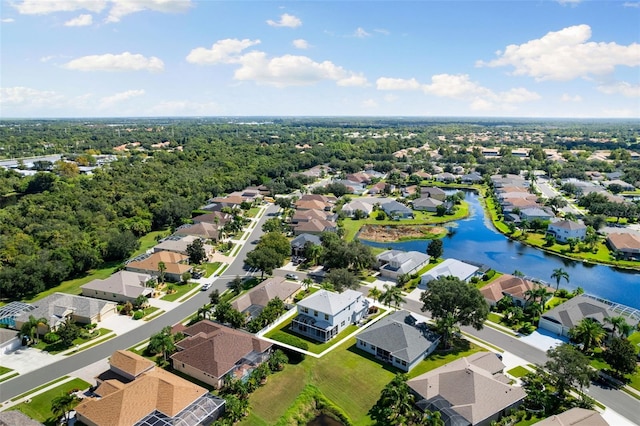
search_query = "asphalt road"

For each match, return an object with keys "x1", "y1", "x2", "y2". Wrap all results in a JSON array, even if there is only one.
[{"x1": 0, "y1": 203, "x2": 279, "y2": 402}]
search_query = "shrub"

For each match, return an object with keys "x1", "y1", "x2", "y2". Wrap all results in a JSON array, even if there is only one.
[
  {"x1": 132, "y1": 310, "x2": 144, "y2": 320},
  {"x1": 43, "y1": 332, "x2": 60, "y2": 344},
  {"x1": 270, "y1": 331, "x2": 309, "y2": 351}
]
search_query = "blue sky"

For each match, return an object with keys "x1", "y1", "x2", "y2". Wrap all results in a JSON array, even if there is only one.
[{"x1": 1, "y1": 0, "x2": 638, "y2": 118}]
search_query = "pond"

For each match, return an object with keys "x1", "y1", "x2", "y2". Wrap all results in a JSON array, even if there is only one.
[{"x1": 361, "y1": 191, "x2": 640, "y2": 310}]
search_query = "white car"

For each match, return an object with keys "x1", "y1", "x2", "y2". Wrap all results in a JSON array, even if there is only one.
[
  {"x1": 201, "y1": 283, "x2": 212, "y2": 291},
  {"x1": 285, "y1": 273, "x2": 299, "y2": 280}
]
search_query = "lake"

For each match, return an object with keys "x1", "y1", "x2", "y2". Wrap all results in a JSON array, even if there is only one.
[{"x1": 361, "y1": 191, "x2": 640, "y2": 310}]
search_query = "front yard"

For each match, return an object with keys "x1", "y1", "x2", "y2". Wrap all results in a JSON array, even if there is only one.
[{"x1": 13, "y1": 378, "x2": 90, "y2": 426}]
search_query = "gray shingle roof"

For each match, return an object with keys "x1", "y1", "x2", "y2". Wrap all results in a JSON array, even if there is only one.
[
  {"x1": 297, "y1": 289, "x2": 363, "y2": 315},
  {"x1": 541, "y1": 294, "x2": 639, "y2": 329},
  {"x1": 357, "y1": 310, "x2": 440, "y2": 364},
  {"x1": 15, "y1": 293, "x2": 116, "y2": 327},
  {"x1": 81, "y1": 270, "x2": 153, "y2": 299}
]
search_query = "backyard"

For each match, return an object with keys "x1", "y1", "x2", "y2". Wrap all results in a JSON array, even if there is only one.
[{"x1": 242, "y1": 335, "x2": 483, "y2": 425}]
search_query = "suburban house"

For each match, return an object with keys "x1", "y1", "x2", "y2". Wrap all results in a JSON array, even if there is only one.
[
  {"x1": 356, "y1": 310, "x2": 440, "y2": 372},
  {"x1": 291, "y1": 289, "x2": 369, "y2": 342},
  {"x1": 533, "y1": 408, "x2": 609, "y2": 426},
  {"x1": 408, "y1": 352, "x2": 526, "y2": 426},
  {"x1": 231, "y1": 276, "x2": 301, "y2": 320},
  {"x1": 381, "y1": 200, "x2": 414, "y2": 219},
  {"x1": 368, "y1": 181, "x2": 387, "y2": 195},
  {"x1": 547, "y1": 220, "x2": 587, "y2": 243},
  {"x1": 153, "y1": 235, "x2": 214, "y2": 258},
  {"x1": 341, "y1": 199, "x2": 375, "y2": 218},
  {"x1": 81, "y1": 270, "x2": 153, "y2": 304},
  {"x1": 420, "y1": 258, "x2": 480, "y2": 289},
  {"x1": 292, "y1": 217, "x2": 338, "y2": 236},
  {"x1": 376, "y1": 250, "x2": 430, "y2": 281},
  {"x1": 412, "y1": 197, "x2": 443, "y2": 212},
  {"x1": 290, "y1": 233, "x2": 322, "y2": 257},
  {"x1": 604, "y1": 179, "x2": 635, "y2": 191},
  {"x1": 171, "y1": 320, "x2": 272, "y2": 389},
  {"x1": 125, "y1": 251, "x2": 192, "y2": 283},
  {"x1": 295, "y1": 194, "x2": 336, "y2": 211},
  {"x1": 538, "y1": 294, "x2": 640, "y2": 338},
  {"x1": 480, "y1": 274, "x2": 553, "y2": 307},
  {"x1": 606, "y1": 232, "x2": 640, "y2": 260},
  {"x1": 174, "y1": 222, "x2": 221, "y2": 241},
  {"x1": 461, "y1": 172, "x2": 483, "y2": 184},
  {"x1": 75, "y1": 350, "x2": 225, "y2": 426},
  {"x1": 335, "y1": 179, "x2": 366, "y2": 195},
  {"x1": 519, "y1": 207, "x2": 554, "y2": 221},
  {"x1": 14, "y1": 293, "x2": 117, "y2": 334},
  {"x1": 191, "y1": 211, "x2": 232, "y2": 227},
  {"x1": 435, "y1": 172, "x2": 456, "y2": 182},
  {"x1": 419, "y1": 186, "x2": 446, "y2": 201}
]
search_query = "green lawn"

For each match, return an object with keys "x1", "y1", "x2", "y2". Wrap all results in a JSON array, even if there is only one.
[
  {"x1": 265, "y1": 316, "x2": 360, "y2": 354},
  {"x1": 244, "y1": 335, "x2": 480, "y2": 426},
  {"x1": 161, "y1": 282, "x2": 198, "y2": 302},
  {"x1": 487, "y1": 312, "x2": 503, "y2": 323},
  {"x1": 245, "y1": 207, "x2": 261, "y2": 218},
  {"x1": 202, "y1": 262, "x2": 222, "y2": 277},
  {"x1": 507, "y1": 365, "x2": 531, "y2": 378},
  {"x1": 33, "y1": 328, "x2": 111, "y2": 354},
  {"x1": 13, "y1": 378, "x2": 90, "y2": 425},
  {"x1": 0, "y1": 365, "x2": 13, "y2": 375}
]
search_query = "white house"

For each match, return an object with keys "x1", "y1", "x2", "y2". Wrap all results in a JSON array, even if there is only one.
[
  {"x1": 376, "y1": 250, "x2": 430, "y2": 281},
  {"x1": 291, "y1": 289, "x2": 369, "y2": 342},
  {"x1": 547, "y1": 220, "x2": 587, "y2": 243},
  {"x1": 356, "y1": 310, "x2": 440, "y2": 372},
  {"x1": 341, "y1": 200, "x2": 375, "y2": 218},
  {"x1": 419, "y1": 258, "x2": 480, "y2": 289}
]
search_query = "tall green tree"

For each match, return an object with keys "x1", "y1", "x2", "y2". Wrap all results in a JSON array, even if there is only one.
[
  {"x1": 426, "y1": 239, "x2": 443, "y2": 259},
  {"x1": 420, "y1": 276, "x2": 489, "y2": 348},
  {"x1": 569, "y1": 318, "x2": 606, "y2": 353},
  {"x1": 148, "y1": 326, "x2": 176, "y2": 362},
  {"x1": 186, "y1": 238, "x2": 207, "y2": 264},
  {"x1": 369, "y1": 374, "x2": 425, "y2": 426},
  {"x1": 381, "y1": 284, "x2": 405, "y2": 309},
  {"x1": 550, "y1": 268, "x2": 569, "y2": 292},
  {"x1": 51, "y1": 393, "x2": 81, "y2": 425},
  {"x1": 544, "y1": 343, "x2": 594, "y2": 401},
  {"x1": 325, "y1": 268, "x2": 359, "y2": 293},
  {"x1": 245, "y1": 246, "x2": 284, "y2": 278},
  {"x1": 603, "y1": 337, "x2": 638, "y2": 377},
  {"x1": 19, "y1": 315, "x2": 48, "y2": 344}
]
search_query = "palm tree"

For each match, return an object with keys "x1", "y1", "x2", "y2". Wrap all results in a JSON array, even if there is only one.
[
  {"x1": 51, "y1": 393, "x2": 80, "y2": 425},
  {"x1": 381, "y1": 284, "x2": 404, "y2": 309},
  {"x1": 301, "y1": 278, "x2": 313, "y2": 292},
  {"x1": 513, "y1": 270, "x2": 525, "y2": 278},
  {"x1": 604, "y1": 315, "x2": 631, "y2": 338},
  {"x1": 550, "y1": 268, "x2": 569, "y2": 292},
  {"x1": 569, "y1": 318, "x2": 606, "y2": 353},
  {"x1": 148, "y1": 326, "x2": 176, "y2": 362},
  {"x1": 157, "y1": 261, "x2": 167, "y2": 285},
  {"x1": 19, "y1": 315, "x2": 48, "y2": 344},
  {"x1": 368, "y1": 287, "x2": 382, "y2": 304}
]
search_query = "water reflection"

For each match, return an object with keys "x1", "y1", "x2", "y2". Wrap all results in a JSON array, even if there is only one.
[{"x1": 361, "y1": 191, "x2": 640, "y2": 309}]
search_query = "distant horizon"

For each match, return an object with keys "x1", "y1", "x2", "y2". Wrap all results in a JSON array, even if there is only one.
[{"x1": 1, "y1": 1, "x2": 638, "y2": 118}]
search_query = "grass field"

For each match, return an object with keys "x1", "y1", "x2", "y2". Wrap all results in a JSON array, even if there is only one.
[
  {"x1": 507, "y1": 365, "x2": 531, "y2": 378},
  {"x1": 13, "y1": 378, "x2": 90, "y2": 425},
  {"x1": 203, "y1": 262, "x2": 222, "y2": 277},
  {"x1": 161, "y1": 282, "x2": 198, "y2": 302},
  {"x1": 243, "y1": 335, "x2": 482, "y2": 425}
]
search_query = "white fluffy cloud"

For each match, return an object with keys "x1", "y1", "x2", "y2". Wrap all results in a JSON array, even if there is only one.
[
  {"x1": 477, "y1": 24, "x2": 640, "y2": 81},
  {"x1": 187, "y1": 38, "x2": 367, "y2": 88},
  {"x1": 560, "y1": 93, "x2": 583, "y2": 102},
  {"x1": 106, "y1": 0, "x2": 192, "y2": 23},
  {"x1": 234, "y1": 52, "x2": 367, "y2": 87},
  {"x1": 64, "y1": 14, "x2": 93, "y2": 26},
  {"x1": 0, "y1": 86, "x2": 64, "y2": 107},
  {"x1": 376, "y1": 77, "x2": 422, "y2": 91},
  {"x1": 597, "y1": 81, "x2": 640, "y2": 98},
  {"x1": 11, "y1": 0, "x2": 191, "y2": 22},
  {"x1": 100, "y1": 89, "x2": 145, "y2": 108},
  {"x1": 186, "y1": 39, "x2": 261, "y2": 65},
  {"x1": 377, "y1": 73, "x2": 540, "y2": 111},
  {"x1": 556, "y1": 0, "x2": 582, "y2": 5},
  {"x1": 63, "y1": 52, "x2": 164, "y2": 72},
  {"x1": 2, "y1": 18, "x2": 16, "y2": 23},
  {"x1": 353, "y1": 27, "x2": 371, "y2": 38},
  {"x1": 266, "y1": 13, "x2": 302, "y2": 28},
  {"x1": 623, "y1": 2, "x2": 640, "y2": 7},
  {"x1": 12, "y1": 0, "x2": 106, "y2": 14},
  {"x1": 293, "y1": 39, "x2": 309, "y2": 49}
]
